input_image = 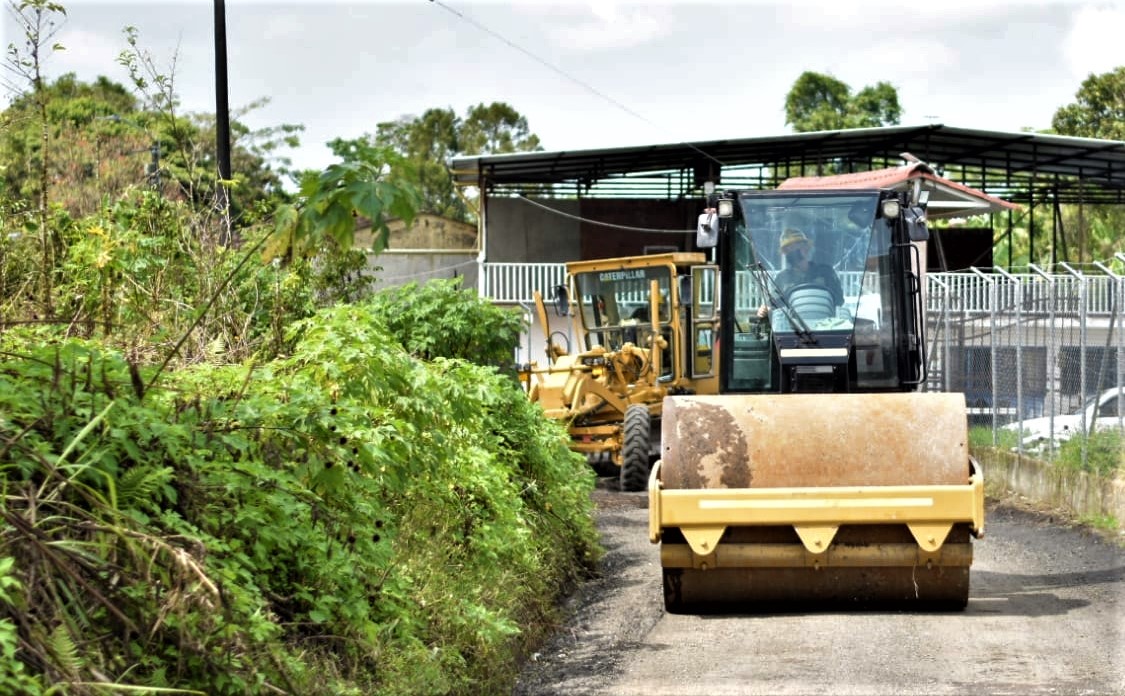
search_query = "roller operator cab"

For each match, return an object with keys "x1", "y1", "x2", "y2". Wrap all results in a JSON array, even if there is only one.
[
  {"x1": 708, "y1": 189, "x2": 930, "y2": 395},
  {"x1": 650, "y1": 188, "x2": 985, "y2": 612}
]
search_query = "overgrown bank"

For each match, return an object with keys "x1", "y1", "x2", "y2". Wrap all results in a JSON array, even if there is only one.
[
  {"x1": 969, "y1": 426, "x2": 1124, "y2": 539},
  {"x1": 0, "y1": 299, "x2": 600, "y2": 694}
]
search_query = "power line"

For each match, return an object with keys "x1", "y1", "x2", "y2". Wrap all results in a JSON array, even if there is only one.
[
  {"x1": 517, "y1": 195, "x2": 695, "y2": 234},
  {"x1": 427, "y1": 0, "x2": 727, "y2": 172}
]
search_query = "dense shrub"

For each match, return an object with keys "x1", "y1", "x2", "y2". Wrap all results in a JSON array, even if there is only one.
[
  {"x1": 368, "y1": 277, "x2": 525, "y2": 368},
  {"x1": 0, "y1": 302, "x2": 599, "y2": 693}
]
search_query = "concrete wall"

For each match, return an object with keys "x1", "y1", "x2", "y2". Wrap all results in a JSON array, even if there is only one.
[
  {"x1": 369, "y1": 251, "x2": 479, "y2": 293},
  {"x1": 976, "y1": 448, "x2": 1125, "y2": 528}
]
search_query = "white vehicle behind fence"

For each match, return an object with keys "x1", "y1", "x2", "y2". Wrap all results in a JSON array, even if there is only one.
[{"x1": 1002, "y1": 387, "x2": 1125, "y2": 450}]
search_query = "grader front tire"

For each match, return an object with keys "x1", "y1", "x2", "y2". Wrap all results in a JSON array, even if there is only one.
[{"x1": 620, "y1": 405, "x2": 651, "y2": 492}]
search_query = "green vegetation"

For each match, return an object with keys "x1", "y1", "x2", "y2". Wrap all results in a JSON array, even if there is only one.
[
  {"x1": 367, "y1": 278, "x2": 525, "y2": 368},
  {"x1": 1, "y1": 4, "x2": 596, "y2": 692},
  {"x1": 1078, "y1": 513, "x2": 1120, "y2": 533},
  {"x1": 968, "y1": 425, "x2": 1019, "y2": 451},
  {"x1": 972, "y1": 425, "x2": 1123, "y2": 477},
  {"x1": 1055, "y1": 430, "x2": 1125, "y2": 477},
  {"x1": 329, "y1": 102, "x2": 542, "y2": 222},
  {"x1": 0, "y1": 314, "x2": 598, "y2": 693}
]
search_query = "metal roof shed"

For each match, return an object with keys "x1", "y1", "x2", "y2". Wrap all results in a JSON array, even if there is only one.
[{"x1": 451, "y1": 124, "x2": 1124, "y2": 270}]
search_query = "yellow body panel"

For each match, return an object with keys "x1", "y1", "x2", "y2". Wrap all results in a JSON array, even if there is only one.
[{"x1": 649, "y1": 458, "x2": 985, "y2": 555}]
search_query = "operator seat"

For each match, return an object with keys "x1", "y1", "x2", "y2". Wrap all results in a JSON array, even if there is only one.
[{"x1": 787, "y1": 285, "x2": 836, "y2": 323}]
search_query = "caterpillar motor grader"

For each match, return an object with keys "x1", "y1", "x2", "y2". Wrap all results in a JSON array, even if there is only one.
[
  {"x1": 523, "y1": 252, "x2": 721, "y2": 491},
  {"x1": 648, "y1": 187, "x2": 985, "y2": 611}
]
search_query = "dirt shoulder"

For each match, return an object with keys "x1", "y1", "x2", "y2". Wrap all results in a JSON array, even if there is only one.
[{"x1": 513, "y1": 483, "x2": 658, "y2": 695}]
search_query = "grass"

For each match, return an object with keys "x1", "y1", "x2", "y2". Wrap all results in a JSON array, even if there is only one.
[
  {"x1": 968, "y1": 425, "x2": 1020, "y2": 451},
  {"x1": 971, "y1": 425, "x2": 1124, "y2": 477},
  {"x1": 1078, "y1": 513, "x2": 1121, "y2": 533},
  {"x1": 1055, "y1": 430, "x2": 1125, "y2": 477}
]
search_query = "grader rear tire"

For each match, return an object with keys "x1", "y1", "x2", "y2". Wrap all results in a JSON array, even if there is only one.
[{"x1": 620, "y1": 405, "x2": 651, "y2": 492}]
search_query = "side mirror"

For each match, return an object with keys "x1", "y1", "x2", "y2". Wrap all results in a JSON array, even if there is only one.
[
  {"x1": 553, "y1": 285, "x2": 569, "y2": 316},
  {"x1": 905, "y1": 206, "x2": 929, "y2": 242},
  {"x1": 697, "y1": 210, "x2": 719, "y2": 249}
]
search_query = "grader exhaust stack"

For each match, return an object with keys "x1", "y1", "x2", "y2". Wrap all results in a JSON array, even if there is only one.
[{"x1": 648, "y1": 188, "x2": 986, "y2": 611}]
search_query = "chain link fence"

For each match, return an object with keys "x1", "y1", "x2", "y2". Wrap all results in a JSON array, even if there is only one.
[{"x1": 926, "y1": 262, "x2": 1125, "y2": 470}]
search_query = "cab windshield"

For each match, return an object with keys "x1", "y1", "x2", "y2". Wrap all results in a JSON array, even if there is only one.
[
  {"x1": 727, "y1": 191, "x2": 904, "y2": 391},
  {"x1": 573, "y1": 266, "x2": 672, "y2": 350},
  {"x1": 732, "y1": 192, "x2": 887, "y2": 337}
]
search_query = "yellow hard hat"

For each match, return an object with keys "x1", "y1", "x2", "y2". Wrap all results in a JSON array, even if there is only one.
[{"x1": 780, "y1": 228, "x2": 811, "y2": 252}]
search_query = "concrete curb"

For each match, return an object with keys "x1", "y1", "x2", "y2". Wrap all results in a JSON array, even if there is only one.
[{"x1": 975, "y1": 448, "x2": 1125, "y2": 527}]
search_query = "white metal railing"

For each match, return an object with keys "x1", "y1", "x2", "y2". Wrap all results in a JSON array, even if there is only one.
[
  {"x1": 925, "y1": 272, "x2": 1121, "y2": 315},
  {"x1": 483, "y1": 263, "x2": 1122, "y2": 316},
  {"x1": 483, "y1": 263, "x2": 566, "y2": 304}
]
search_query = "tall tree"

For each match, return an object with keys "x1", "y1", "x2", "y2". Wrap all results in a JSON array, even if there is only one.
[
  {"x1": 784, "y1": 71, "x2": 901, "y2": 133},
  {"x1": 377, "y1": 107, "x2": 461, "y2": 219},
  {"x1": 1050, "y1": 66, "x2": 1125, "y2": 264},
  {"x1": 459, "y1": 102, "x2": 541, "y2": 155},
  {"x1": 1051, "y1": 66, "x2": 1125, "y2": 141},
  {"x1": 3, "y1": 0, "x2": 67, "y2": 311},
  {"x1": 330, "y1": 101, "x2": 543, "y2": 222}
]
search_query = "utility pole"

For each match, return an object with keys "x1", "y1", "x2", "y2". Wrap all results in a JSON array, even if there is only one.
[
  {"x1": 214, "y1": 0, "x2": 234, "y2": 245},
  {"x1": 146, "y1": 141, "x2": 162, "y2": 190}
]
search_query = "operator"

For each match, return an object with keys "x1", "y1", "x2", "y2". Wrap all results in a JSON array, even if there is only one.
[{"x1": 756, "y1": 228, "x2": 844, "y2": 318}]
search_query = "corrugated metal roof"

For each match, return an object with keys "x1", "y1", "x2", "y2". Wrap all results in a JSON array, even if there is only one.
[
  {"x1": 777, "y1": 162, "x2": 1020, "y2": 218},
  {"x1": 450, "y1": 124, "x2": 1125, "y2": 204}
]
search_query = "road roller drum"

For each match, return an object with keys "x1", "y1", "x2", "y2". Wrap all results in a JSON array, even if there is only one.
[{"x1": 649, "y1": 393, "x2": 984, "y2": 612}]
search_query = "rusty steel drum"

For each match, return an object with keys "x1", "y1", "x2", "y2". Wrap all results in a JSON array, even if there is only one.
[{"x1": 656, "y1": 392, "x2": 975, "y2": 611}]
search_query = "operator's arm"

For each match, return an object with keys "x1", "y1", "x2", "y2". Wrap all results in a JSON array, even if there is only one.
[{"x1": 758, "y1": 270, "x2": 795, "y2": 317}]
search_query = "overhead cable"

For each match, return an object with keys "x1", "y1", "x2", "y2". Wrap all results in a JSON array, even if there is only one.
[
  {"x1": 427, "y1": 0, "x2": 726, "y2": 171},
  {"x1": 517, "y1": 195, "x2": 694, "y2": 234}
]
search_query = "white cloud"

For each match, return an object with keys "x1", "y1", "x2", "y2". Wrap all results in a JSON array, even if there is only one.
[
  {"x1": 260, "y1": 13, "x2": 306, "y2": 42},
  {"x1": 1062, "y1": 4, "x2": 1125, "y2": 78},
  {"x1": 541, "y1": 3, "x2": 678, "y2": 51},
  {"x1": 51, "y1": 27, "x2": 123, "y2": 77},
  {"x1": 778, "y1": 0, "x2": 1015, "y2": 33},
  {"x1": 837, "y1": 37, "x2": 960, "y2": 80}
]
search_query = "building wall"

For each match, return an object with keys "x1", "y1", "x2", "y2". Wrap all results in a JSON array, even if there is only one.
[
  {"x1": 578, "y1": 199, "x2": 699, "y2": 259},
  {"x1": 485, "y1": 197, "x2": 704, "y2": 263},
  {"x1": 356, "y1": 213, "x2": 477, "y2": 251},
  {"x1": 485, "y1": 198, "x2": 581, "y2": 262},
  {"x1": 369, "y1": 251, "x2": 479, "y2": 293}
]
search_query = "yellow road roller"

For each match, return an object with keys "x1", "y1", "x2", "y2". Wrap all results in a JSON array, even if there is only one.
[{"x1": 649, "y1": 188, "x2": 985, "y2": 611}]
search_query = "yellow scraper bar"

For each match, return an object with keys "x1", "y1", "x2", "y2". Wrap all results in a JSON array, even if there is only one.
[{"x1": 649, "y1": 458, "x2": 984, "y2": 557}]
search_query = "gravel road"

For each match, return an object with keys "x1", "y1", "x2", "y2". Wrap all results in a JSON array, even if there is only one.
[{"x1": 514, "y1": 483, "x2": 1125, "y2": 696}]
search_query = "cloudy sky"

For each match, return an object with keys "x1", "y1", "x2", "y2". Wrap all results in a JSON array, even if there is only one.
[{"x1": 3, "y1": 0, "x2": 1123, "y2": 175}]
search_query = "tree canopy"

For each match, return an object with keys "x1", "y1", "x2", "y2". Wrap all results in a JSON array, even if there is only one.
[
  {"x1": 1045, "y1": 66, "x2": 1125, "y2": 264},
  {"x1": 784, "y1": 71, "x2": 902, "y2": 132},
  {"x1": 0, "y1": 72, "x2": 300, "y2": 224},
  {"x1": 1051, "y1": 66, "x2": 1125, "y2": 141},
  {"x1": 328, "y1": 101, "x2": 542, "y2": 222}
]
